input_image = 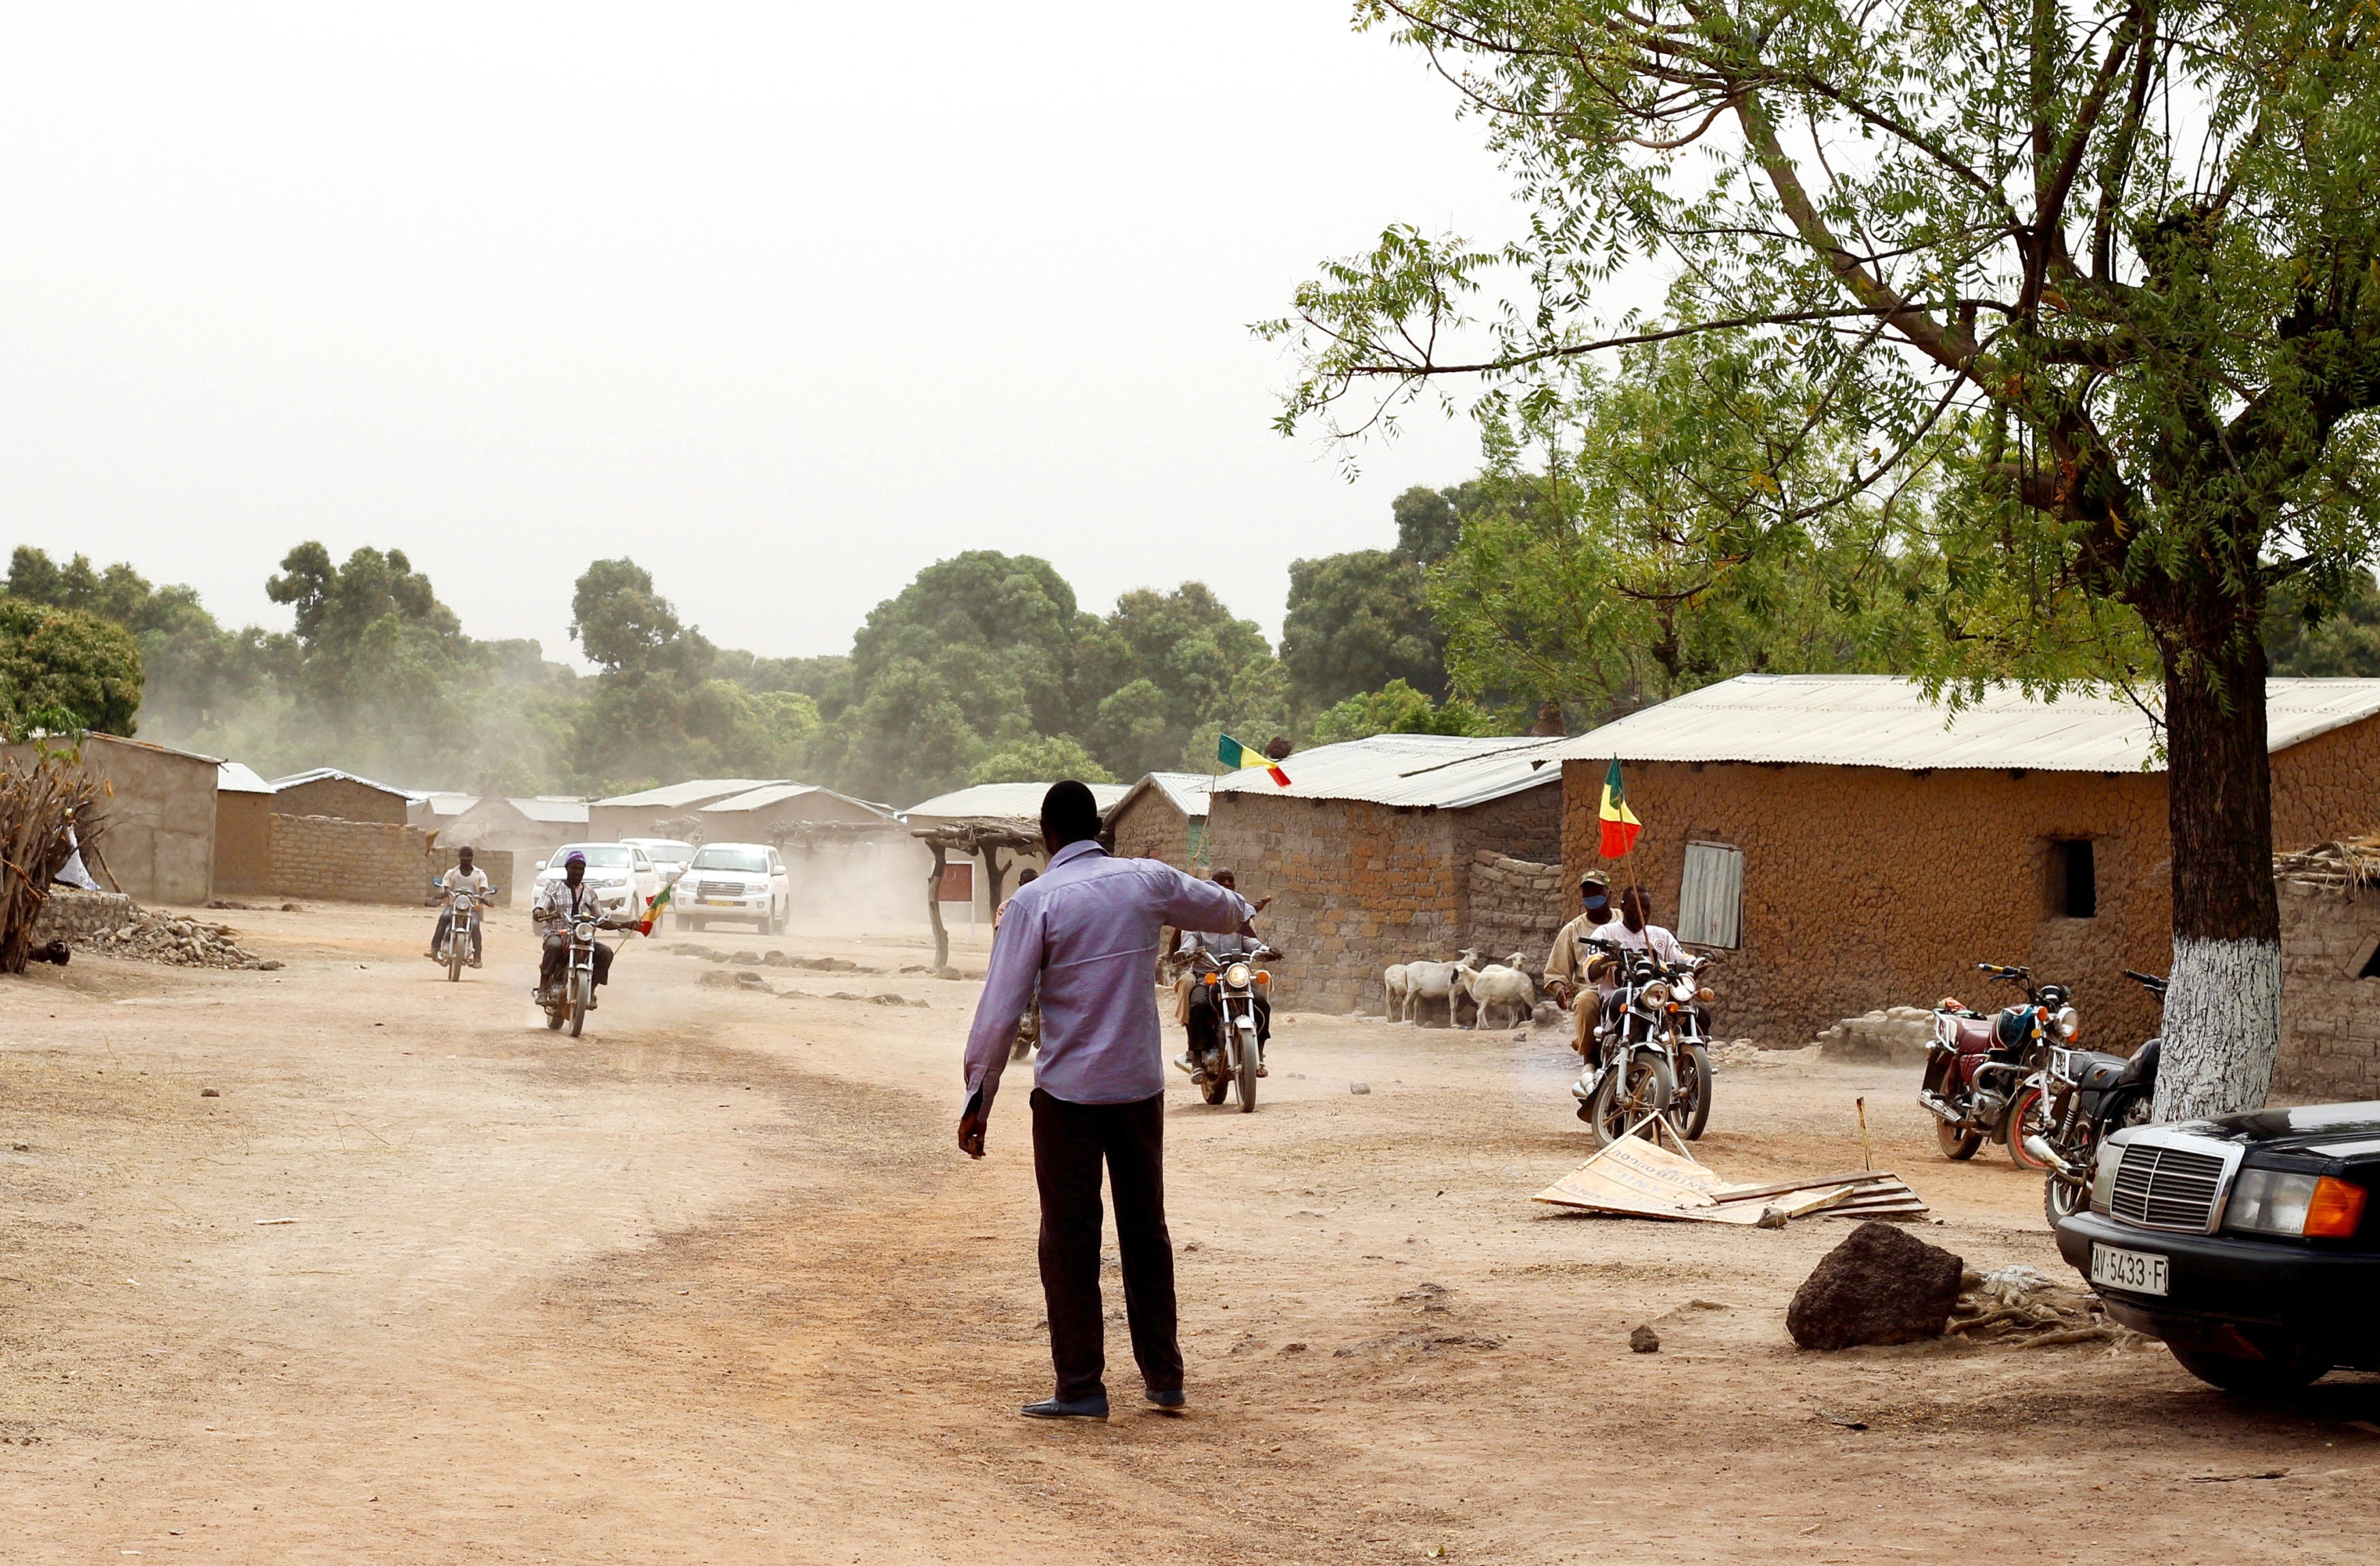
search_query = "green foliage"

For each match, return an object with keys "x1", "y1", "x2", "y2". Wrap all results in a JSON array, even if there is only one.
[
  {"x1": 1280, "y1": 549, "x2": 1446, "y2": 713},
  {"x1": 970, "y1": 733, "x2": 1116, "y2": 786},
  {"x1": 1306, "y1": 679, "x2": 1497, "y2": 745},
  {"x1": 2266, "y1": 571, "x2": 2380, "y2": 677},
  {"x1": 0, "y1": 599, "x2": 143, "y2": 737}
]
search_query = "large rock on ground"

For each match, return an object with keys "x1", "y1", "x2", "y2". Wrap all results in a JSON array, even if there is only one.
[{"x1": 1786, "y1": 1220, "x2": 1964, "y2": 1350}]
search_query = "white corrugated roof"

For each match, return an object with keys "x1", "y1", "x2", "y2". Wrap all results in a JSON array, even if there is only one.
[
  {"x1": 270, "y1": 765, "x2": 412, "y2": 796},
  {"x1": 905, "y1": 781, "x2": 1133, "y2": 821},
  {"x1": 1555, "y1": 674, "x2": 2380, "y2": 771},
  {"x1": 700, "y1": 782, "x2": 895, "y2": 820},
  {"x1": 416, "y1": 791, "x2": 478, "y2": 817},
  {"x1": 510, "y1": 797, "x2": 590, "y2": 824},
  {"x1": 1105, "y1": 770, "x2": 1214, "y2": 821},
  {"x1": 218, "y1": 760, "x2": 274, "y2": 795},
  {"x1": 1210, "y1": 732, "x2": 1564, "y2": 810},
  {"x1": 592, "y1": 778, "x2": 783, "y2": 808}
]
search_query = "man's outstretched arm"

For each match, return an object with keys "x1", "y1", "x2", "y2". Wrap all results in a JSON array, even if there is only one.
[{"x1": 956, "y1": 901, "x2": 1042, "y2": 1156}]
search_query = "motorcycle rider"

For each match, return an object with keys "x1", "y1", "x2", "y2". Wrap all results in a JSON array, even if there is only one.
[
  {"x1": 427, "y1": 846, "x2": 493, "y2": 967},
  {"x1": 1171, "y1": 868, "x2": 1273, "y2": 1077},
  {"x1": 1542, "y1": 870, "x2": 1619, "y2": 1057},
  {"x1": 533, "y1": 850, "x2": 616, "y2": 1002}
]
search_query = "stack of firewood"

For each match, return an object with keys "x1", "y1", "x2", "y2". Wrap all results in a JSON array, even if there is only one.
[{"x1": 0, "y1": 742, "x2": 107, "y2": 974}]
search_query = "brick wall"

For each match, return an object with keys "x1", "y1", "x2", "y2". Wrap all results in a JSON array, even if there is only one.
[
  {"x1": 2276, "y1": 879, "x2": 2380, "y2": 1100},
  {"x1": 271, "y1": 776, "x2": 409, "y2": 825},
  {"x1": 268, "y1": 814, "x2": 439, "y2": 904},
  {"x1": 1468, "y1": 853, "x2": 1566, "y2": 971},
  {"x1": 1108, "y1": 792, "x2": 1192, "y2": 869}
]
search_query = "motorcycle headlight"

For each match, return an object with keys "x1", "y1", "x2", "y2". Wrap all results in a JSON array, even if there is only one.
[
  {"x1": 2054, "y1": 1006, "x2": 2080, "y2": 1040},
  {"x1": 1641, "y1": 982, "x2": 1672, "y2": 1005},
  {"x1": 2225, "y1": 1169, "x2": 2368, "y2": 1238},
  {"x1": 1224, "y1": 962, "x2": 1252, "y2": 991},
  {"x1": 1672, "y1": 978, "x2": 1696, "y2": 1003},
  {"x1": 573, "y1": 920, "x2": 596, "y2": 941}
]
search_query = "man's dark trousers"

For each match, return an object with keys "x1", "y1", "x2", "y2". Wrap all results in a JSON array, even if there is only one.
[{"x1": 1030, "y1": 1087, "x2": 1180, "y2": 1402}]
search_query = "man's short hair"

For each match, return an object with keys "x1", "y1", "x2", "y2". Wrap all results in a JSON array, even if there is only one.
[{"x1": 1040, "y1": 780, "x2": 1101, "y2": 846}]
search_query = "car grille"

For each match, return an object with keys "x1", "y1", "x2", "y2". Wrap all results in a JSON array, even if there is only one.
[
  {"x1": 696, "y1": 880, "x2": 745, "y2": 900},
  {"x1": 2109, "y1": 1142, "x2": 2227, "y2": 1232}
]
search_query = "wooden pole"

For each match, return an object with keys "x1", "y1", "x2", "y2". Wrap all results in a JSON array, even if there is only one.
[{"x1": 926, "y1": 842, "x2": 949, "y2": 973}]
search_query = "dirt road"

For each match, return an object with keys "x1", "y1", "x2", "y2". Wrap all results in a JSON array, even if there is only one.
[{"x1": 3, "y1": 903, "x2": 2373, "y2": 1563}]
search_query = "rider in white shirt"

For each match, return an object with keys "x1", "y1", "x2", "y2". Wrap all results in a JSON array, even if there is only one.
[{"x1": 427, "y1": 846, "x2": 493, "y2": 965}]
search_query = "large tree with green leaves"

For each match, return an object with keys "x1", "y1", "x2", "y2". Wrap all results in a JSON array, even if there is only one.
[
  {"x1": 1267, "y1": 0, "x2": 2380, "y2": 1120},
  {"x1": 0, "y1": 599, "x2": 143, "y2": 737}
]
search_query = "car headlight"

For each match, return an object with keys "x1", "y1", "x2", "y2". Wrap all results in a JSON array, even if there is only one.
[
  {"x1": 2054, "y1": 1005, "x2": 2080, "y2": 1040},
  {"x1": 1224, "y1": 962, "x2": 1252, "y2": 990},
  {"x1": 2089, "y1": 1137, "x2": 2125, "y2": 1213},
  {"x1": 2225, "y1": 1169, "x2": 2368, "y2": 1238}
]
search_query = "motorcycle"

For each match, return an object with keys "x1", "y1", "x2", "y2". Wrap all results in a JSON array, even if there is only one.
[
  {"x1": 431, "y1": 882, "x2": 492, "y2": 982},
  {"x1": 2031, "y1": 969, "x2": 2165, "y2": 1224},
  {"x1": 1571, "y1": 938, "x2": 1717, "y2": 1145},
  {"x1": 1920, "y1": 962, "x2": 2077, "y2": 1167},
  {"x1": 1183, "y1": 945, "x2": 1278, "y2": 1113},
  {"x1": 537, "y1": 911, "x2": 625, "y2": 1037}
]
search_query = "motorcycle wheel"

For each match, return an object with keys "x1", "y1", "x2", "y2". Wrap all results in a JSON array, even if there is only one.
[
  {"x1": 1199, "y1": 1072, "x2": 1229, "y2": 1106},
  {"x1": 446, "y1": 939, "x2": 464, "y2": 982},
  {"x1": 1234, "y1": 1029, "x2": 1258, "y2": 1113},
  {"x1": 2044, "y1": 1172, "x2": 2089, "y2": 1226},
  {"x1": 568, "y1": 980, "x2": 588, "y2": 1038},
  {"x1": 545, "y1": 1007, "x2": 564, "y2": 1031},
  {"x1": 1665, "y1": 1044, "x2": 1712, "y2": 1141},
  {"x1": 1589, "y1": 1053, "x2": 1674, "y2": 1147},
  {"x1": 1936, "y1": 1120, "x2": 1983, "y2": 1160},
  {"x1": 2005, "y1": 1084, "x2": 2054, "y2": 1169}
]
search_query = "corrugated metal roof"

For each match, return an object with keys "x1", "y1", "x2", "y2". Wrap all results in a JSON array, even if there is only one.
[
  {"x1": 1106, "y1": 770, "x2": 1214, "y2": 821},
  {"x1": 218, "y1": 761, "x2": 274, "y2": 795},
  {"x1": 904, "y1": 781, "x2": 1132, "y2": 821},
  {"x1": 699, "y1": 782, "x2": 896, "y2": 820},
  {"x1": 1554, "y1": 674, "x2": 2380, "y2": 772},
  {"x1": 1209, "y1": 732, "x2": 1564, "y2": 810},
  {"x1": 416, "y1": 791, "x2": 478, "y2": 817},
  {"x1": 592, "y1": 778, "x2": 783, "y2": 808},
  {"x1": 510, "y1": 797, "x2": 590, "y2": 825},
  {"x1": 270, "y1": 766, "x2": 413, "y2": 797}
]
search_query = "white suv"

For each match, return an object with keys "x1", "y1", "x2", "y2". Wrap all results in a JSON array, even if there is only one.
[
  {"x1": 621, "y1": 838, "x2": 696, "y2": 885},
  {"x1": 532, "y1": 842, "x2": 661, "y2": 920},
  {"x1": 677, "y1": 842, "x2": 792, "y2": 934}
]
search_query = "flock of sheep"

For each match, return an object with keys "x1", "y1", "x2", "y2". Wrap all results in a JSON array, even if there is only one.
[{"x1": 1383, "y1": 948, "x2": 1543, "y2": 1031}]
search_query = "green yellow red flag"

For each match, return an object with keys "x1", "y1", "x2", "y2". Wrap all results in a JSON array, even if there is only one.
[
  {"x1": 1598, "y1": 757, "x2": 1641, "y2": 858},
  {"x1": 1218, "y1": 732, "x2": 1291, "y2": 787},
  {"x1": 635, "y1": 877, "x2": 674, "y2": 937}
]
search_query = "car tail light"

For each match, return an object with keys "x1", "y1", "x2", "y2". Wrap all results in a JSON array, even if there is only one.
[{"x1": 2304, "y1": 1176, "x2": 2368, "y2": 1238}]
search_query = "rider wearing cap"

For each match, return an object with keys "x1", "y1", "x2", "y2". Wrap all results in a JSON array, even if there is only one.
[
  {"x1": 532, "y1": 851, "x2": 617, "y2": 999},
  {"x1": 1543, "y1": 869, "x2": 1621, "y2": 1057}
]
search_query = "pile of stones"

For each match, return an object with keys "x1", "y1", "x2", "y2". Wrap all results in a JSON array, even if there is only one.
[{"x1": 85, "y1": 911, "x2": 281, "y2": 971}]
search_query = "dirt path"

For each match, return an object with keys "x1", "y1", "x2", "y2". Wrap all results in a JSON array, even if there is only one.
[{"x1": 4, "y1": 904, "x2": 2375, "y2": 1563}]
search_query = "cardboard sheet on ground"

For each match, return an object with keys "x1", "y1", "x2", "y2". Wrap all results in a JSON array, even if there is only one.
[{"x1": 1534, "y1": 1139, "x2": 1925, "y2": 1224}]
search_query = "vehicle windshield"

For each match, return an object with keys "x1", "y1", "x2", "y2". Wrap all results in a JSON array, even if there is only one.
[
  {"x1": 642, "y1": 844, "x2": 693, "y2": 866},
  {"x1": 554, "y1": 845, "x2": 632, "y2": 870},
  {"x1": 692, "y1": 847, "x2": 769, "y2": 874}
]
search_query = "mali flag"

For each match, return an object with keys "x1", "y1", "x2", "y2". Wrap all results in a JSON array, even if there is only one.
[
  {"x1": 1218, "y1": 732, "x2": 1291, "y2": 787},
  {"x1": 1598, "y1": 758, "x2": 1641, "y2": 858},
  {"x1": 635, "y1": 877, "x2": 674, "y2": 937}
]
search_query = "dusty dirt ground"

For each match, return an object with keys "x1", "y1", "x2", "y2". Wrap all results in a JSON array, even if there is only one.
[{"x1": 3, "y1": 902, "x2": 2375, "y2": 1565}]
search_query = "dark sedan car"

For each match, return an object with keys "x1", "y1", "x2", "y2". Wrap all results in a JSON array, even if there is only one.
[{"x1": 2054, "y1": 1102, "x2": 2380, "y2": 1393}]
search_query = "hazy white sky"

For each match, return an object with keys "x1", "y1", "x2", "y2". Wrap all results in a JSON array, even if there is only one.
[{"x1": 0, "y1": 3, "x2": 1516, "y2": 661}]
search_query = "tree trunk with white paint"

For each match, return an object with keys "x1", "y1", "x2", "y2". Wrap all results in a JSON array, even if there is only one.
[{"x1": 2152, "y1": 643, "x2": 2282, "y2": 1124}]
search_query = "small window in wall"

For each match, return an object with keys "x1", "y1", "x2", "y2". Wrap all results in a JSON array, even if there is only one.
[
  {"x1": 2057, "y1": 839, "x2": 2097, "y2": 919},
  {"x1": 1676, "y1": 842, "x2": 1743, "y2": 948}
]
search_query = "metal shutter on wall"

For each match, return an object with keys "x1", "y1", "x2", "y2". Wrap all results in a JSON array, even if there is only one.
[{"x1": 1676, "y1": 842, "x2": 1743, "y2": 948}]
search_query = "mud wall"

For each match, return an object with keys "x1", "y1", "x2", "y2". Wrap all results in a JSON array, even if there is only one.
[
  {"x1": 271, "y1": 776, "x2": 408, "y2": 826},
  {"x1": 213, "y1": 790, "x2": 277, "y2": 897},
  {"x1": 1107, "y1": 791, "x2": 1193, "y2": 870},
  {"x1": 1558, "y1": 711, "x2": 2380, "y2": 1050},
  {"x1": 7, "y1": 735, "x2": 219, "y2": 907},
  {"x1": 2276, "y1": 879, "x2": 2380, "y2": 1100},
  {"x1": 1467, "y1": 853, "x2": 1566, "y2": 972}
]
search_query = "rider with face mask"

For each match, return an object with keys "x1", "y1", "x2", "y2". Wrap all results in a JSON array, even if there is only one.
[
  {"x1": 532, "y1": 851, "x2": 618, "y2": 1001},
  {"x1": 1171, "y1": 867, "x2": 1274, "y2": 1076},
  {"x1": 1543, "y1": 870, "x2": 1618, "y2": 1057}
]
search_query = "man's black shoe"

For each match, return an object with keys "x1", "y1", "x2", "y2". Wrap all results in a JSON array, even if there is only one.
[
  {"x1": 1143, "y1": 1389, "x2": 1187, "y2": 1412},
  {"x1": 1020, "y1": 1395, "x2": 1108, "y2": 1421}
]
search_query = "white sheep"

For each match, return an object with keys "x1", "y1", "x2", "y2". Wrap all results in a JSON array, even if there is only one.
[
  {"x1": 1382, "y1": 963, "x2": 1410, "y2": 1021},
  {"x1": 1399, "y1": 949, "x2": 1478, "y2": 1027},
  {"x1": 1457, "y1": 952, "x2": 1537, "y2": 1030}
]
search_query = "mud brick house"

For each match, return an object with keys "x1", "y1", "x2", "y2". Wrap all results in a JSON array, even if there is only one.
[
  {"x1": 904, "y1": 782, "x2": 1130, "y2": 921},
  {"x1": 1205, "y1": 734, "x2": 1567, "y2": 1014},
  {"x1": 587, "y1": 779, "x2": 781, "y2": 842},
  {"x1": 1102, "y1": 772, "x2": 1212, "y2": 870},
  {"x1": 269, "y1": 767, "x2": 414, "y2": 825},
  {"x1": 9, "y1": 732, "x2": 222, "y2": 905},
  {"x1": 1557, "y1": 674, "x2": 2380, "y2": 1051},
  {"x1": 698, "y1": 782, "x2": 894, "y2": 839},
  {"x1": 418, "y1": 795, "x2": 590, "y2": 891},
  {"x1": 213, "y1": 761, "x2": 277, "y2": 897}
]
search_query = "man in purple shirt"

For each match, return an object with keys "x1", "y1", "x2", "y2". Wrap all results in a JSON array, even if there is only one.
[{"x1": 958, "y1": 780, "x2": 1256, "y2": 1422}]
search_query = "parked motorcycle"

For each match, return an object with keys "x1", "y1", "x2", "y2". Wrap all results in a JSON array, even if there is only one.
[
  {"x1": 431, "y1": 881, "x2": 492, "y2": 982},
  {"x1": 1571, "y1": 938, "x2": 1717, "y2": 1145},
  {"x1": 1183, "y1": 945, "x2": 1278, "y2": 1112},
  {"x1": 1921, "y1": 962, "x2": 2077, "y2": 1166},
  {"x1": 2031, "y1": 969, "x2": 2164, "y2": 1224},
  {"x1": 538, "y1": 911, "x2": 626, "y2": 1037}
]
